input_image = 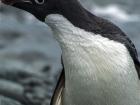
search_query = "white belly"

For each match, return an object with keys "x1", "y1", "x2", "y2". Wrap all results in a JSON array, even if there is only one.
[
  {"x1": 45, "y1": 14, "x2": 140, "y2": 105},
  {"x1": 62, "y1": 43, "x2": 140, "y2": 105}
]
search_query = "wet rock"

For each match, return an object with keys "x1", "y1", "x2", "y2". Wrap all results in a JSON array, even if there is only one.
[
  {"x1": 0, "y1": 3, "x2": 62, "y2": 105},
  {"x1": 0, "y1": 95, "x2": 23, "y2": 105}
]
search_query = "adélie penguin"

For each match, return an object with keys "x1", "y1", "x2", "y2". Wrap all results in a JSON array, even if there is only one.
[{"x1": 1, "y1": 0, "x2": 140, "y2": 105}]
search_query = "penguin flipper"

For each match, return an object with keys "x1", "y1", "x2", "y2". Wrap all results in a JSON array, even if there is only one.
[
  {"x1": 135, "y1": 60, "x2": 140, "y2": 78},
  {"x1": 51, "y1": 70, "x2": 64, "y2": 105}
]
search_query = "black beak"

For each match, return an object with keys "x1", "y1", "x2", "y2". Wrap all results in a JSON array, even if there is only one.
[
  {"x1": 1, "y1": 0, "x2": 46, "y2": 21},
  {"x1": 1, "y1": 0, "x2": 32, "y2": 5}
]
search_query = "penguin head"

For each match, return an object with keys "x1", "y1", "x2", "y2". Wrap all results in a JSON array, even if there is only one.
[
  {"x1": 2, "y1": 0, "x2": 86, "y2": 29},
  {"x1": 1, "y1": 0, "x2": 60, "y2": 21}
]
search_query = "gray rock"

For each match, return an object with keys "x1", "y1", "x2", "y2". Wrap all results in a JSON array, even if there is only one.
[
  {"x1": 0, "y1": 96, "x2": 22, "y2": 105},
  {"x1": 0, "y1": 3, "x2": 62, "y2": 105}
]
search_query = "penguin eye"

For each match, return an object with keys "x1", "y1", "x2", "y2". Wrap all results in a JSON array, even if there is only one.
[{"x1": 34, "y1": 0, "x2": 45, "y2": 5}]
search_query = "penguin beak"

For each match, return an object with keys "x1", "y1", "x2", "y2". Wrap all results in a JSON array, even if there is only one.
[{"x1": 1, "y1": 0, "x2": 32, "y2": 5}]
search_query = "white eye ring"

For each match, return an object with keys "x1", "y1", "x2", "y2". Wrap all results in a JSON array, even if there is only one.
[{"x1": 34, "y1": 0, "x2": 45, "y2": 5}]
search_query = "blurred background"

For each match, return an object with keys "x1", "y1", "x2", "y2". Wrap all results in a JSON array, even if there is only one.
[{"x1": 0, "y1": 0, "x2": 139, "y2": 105}]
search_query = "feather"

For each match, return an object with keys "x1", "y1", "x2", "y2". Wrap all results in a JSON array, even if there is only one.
[{"x1": 51, "y1": 70, "x2": 64, "y2": 105}]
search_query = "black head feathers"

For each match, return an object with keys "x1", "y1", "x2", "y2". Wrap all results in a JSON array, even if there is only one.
[{"x1": 1, "y1": 0, "x2": 82, "y2": 21}]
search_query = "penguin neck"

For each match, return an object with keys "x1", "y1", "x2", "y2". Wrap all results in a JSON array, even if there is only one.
[
  {"x1": 54, "y1": 0, "x2": 98, "y2": 32},
  {"x1": 45, "y1": 1, "x2": 98, "y2": 45},
  {"x1": 45, "y1": 14, "x2": 94, "y2": 46}
]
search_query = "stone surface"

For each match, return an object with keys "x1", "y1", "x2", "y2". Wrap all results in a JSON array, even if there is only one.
[{"x1": 0, "y1": 4, "x2": 62, "y2": 105}]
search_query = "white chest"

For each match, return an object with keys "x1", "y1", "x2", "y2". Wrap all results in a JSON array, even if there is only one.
[{"x1": 45, "y1": 14, "x2": 140, "y2": 105}]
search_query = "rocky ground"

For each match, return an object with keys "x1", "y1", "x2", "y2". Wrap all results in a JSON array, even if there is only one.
[{"x1": 0, "y1": 4, "x2": 62, "y2": 105}]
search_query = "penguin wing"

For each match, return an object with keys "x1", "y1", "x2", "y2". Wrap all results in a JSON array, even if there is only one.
[
  {"x1": 51, "y1": 68, "x2": 64, "y2": 105},
  {"x1": 122, "y1": 32, "x2": 140, "y2": 78},
  {"x1": 135, "y1": 61, "x2": 140, "y2": 78},
  {"x1": 120, "y1": 33, "x2": 140, "y2": 79}
]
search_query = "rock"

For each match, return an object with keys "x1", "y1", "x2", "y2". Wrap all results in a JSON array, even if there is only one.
[
  {"x1": 0, "y1": 95, "x2": 23, "y2": 105},
  {"x1": 0, "y1": 3, "x2": 62, "y2": 105}
]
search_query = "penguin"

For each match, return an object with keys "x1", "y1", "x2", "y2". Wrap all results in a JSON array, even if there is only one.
[{"x1": 2, "y1": 0, "x2": 140, "y2": 105}]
